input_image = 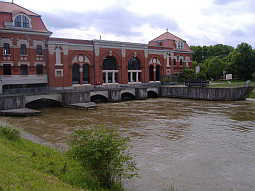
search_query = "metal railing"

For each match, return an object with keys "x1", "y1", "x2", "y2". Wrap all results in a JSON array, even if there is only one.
[
  {"x1": 160, "y1": 81, "x2": 255, "y2": 88},
  {"x1": 2, "y1": 82, "x2": 161, "y2": 95}
]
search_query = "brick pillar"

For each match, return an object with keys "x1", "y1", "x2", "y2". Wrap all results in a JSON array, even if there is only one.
[
  {"x1": 121, "y1": 47, "x2": 128, "y2": 84},
  {"x1": 47, "y1": 52, "x2": 56, "y2": 87},
  {"x1": 144, "y1": 48, "x2": 149, "y2": 83},
  {"x1": 63, "y1": 54, "x2": 70, "y2": 87},
  {"x1": 94, "y1": 41, "x2": 101, "y2": 85},
  {"x1": 94, "y1": 55, "x2": 101, "y2": 85}
]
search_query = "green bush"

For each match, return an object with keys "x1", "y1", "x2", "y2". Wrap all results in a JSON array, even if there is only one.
[
  {"x1": 0, "y1": 126, "x2": 20, "y2": 141},
  {"x1": 68, "y1": 127, "x2": 138, "y2": 190},
  {"x1": 252, "y1": 72, "x2": 255, "y2": 81}
]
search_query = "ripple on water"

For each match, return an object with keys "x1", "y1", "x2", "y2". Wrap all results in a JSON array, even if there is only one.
[{"x1": 1, "y1": 98, "x2": 255, "y2": 191}]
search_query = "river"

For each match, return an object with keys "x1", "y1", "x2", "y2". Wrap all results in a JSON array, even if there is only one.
[{"x1": 1, "y1": 98, "x2": 255, "y2": 191}]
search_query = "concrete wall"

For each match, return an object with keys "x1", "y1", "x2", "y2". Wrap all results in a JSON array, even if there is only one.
[
  {"x1": 1, "y1": 86, "x2": 254, "y2": 110},
  {"x1": 160, "y1": 87, "x2": 254, "y2": 101},
  {"x1": 0, "y1": 95, "x2": 25, "y2": 110},
  {"x1": 136, "y1": 87, "x2": 148, "y2": 99},
  {"x1": 109, "y1": 89, "x2": 121, "y2": 102},
  {"x1": 62, "y1": 91, "x2": 90, "y2": 105}
]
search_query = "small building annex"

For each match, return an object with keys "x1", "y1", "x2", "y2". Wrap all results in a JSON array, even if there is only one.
[{"x1": 0, "y1": 1, "x2": 192, "y2": 93}]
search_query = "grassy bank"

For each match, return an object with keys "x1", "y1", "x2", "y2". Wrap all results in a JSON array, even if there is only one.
[
  {"x1": 0, "y1": 126, "x2": 103, "y2": 191},
  {"x1": 249, "y1": 90, "x2": 255, "y2": 98}
]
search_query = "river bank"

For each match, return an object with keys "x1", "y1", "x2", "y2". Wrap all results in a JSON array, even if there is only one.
[
  {"x1": 1, "y1": 98, "x2": 255, "y2": 191},
  {"x1": 0, "y1": 125, "x2": 89, "y2": 191}
]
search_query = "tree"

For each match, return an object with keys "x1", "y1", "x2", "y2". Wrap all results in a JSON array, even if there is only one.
[
  {"x1": 180, "y1": 67, "x2": 196, "y2": 81},
  {"x1": 204, "y1": 57, "x2": 226, "y2": 80},
  {"x1": 191, "y1": 44, "x2": 234, "y2": 64},
  {"x1": 68, "y1": 128, "x2": 138, "y2": 190},
  {"x1": 190, "y1": 46, "x2": 203, "y2": 63},
  {"x1": 230, "y1": 43, "x2": 255, "y2": 80}
]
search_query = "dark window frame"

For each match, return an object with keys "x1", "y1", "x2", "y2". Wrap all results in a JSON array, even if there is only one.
[
  {"x1": 174, "y1": 59, "x2": 176, "y2": 66},
  {"x1": 3, "y1": 43, "x2": 10, "y2": 55},
  {"x1": 36, "y1": 64, "x2": 44, "y2": 74},
  {"x1": 20, "y1": 64, "x2": 28, "y2": 75},
  {"x1": 14, "y1": 15, "x2": 22, "y2": 27},
  {"x1": 3, "y1": 64, "x2": 12, "y2": 75},
  {"x1": 22, "y1": 15, "x2": 29, "y2": 28},
  {"x1": 36, "y1": 45, "x2": 42, "y2": 55},
  {"x1": 20, "y1": 44, "x2": 27, "y2": 55}
]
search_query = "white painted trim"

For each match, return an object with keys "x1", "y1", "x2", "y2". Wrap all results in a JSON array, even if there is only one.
[
  {"x1": 33, "y1": 40, "x2": 45, "y2": 49},
  {"x1": 17, "y1": 39, "x2": 29, "y2": 47},
  {"x1": 18, "y1": 62, "x2": 30, "y2": 66},
  {"x1": 55, "y1": 69, "x2": 63, "y2": 77},
  {"x1": 0, "y1": 38, "x2": 13, "y2": 47},
  {"x1": 0, "y1": 62, "x2": 14, "y2": 66},
  {"x1": 34, "y1": 62, "x2": 46, "y2": 66},
  {"x1": 0, "y1": 29, "x2": 52, "y2": 36}
]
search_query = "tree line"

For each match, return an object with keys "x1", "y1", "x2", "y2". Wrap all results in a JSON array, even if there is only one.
[{"x1": 183, "y1": 42, "x2": 255, "y2": 81}]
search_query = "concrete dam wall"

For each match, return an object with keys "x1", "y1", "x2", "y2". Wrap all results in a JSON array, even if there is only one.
[{"x1": 160, "y1": 87, "x2": 254, "y2": 101}]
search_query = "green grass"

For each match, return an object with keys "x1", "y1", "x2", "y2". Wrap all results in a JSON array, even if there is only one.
[
  {"x1": 248, "y1": 90, "x2": 255, "y2": 98},
  {"x1": 0, "y1": 126, "x2": 105, "y2": 191},
  {"x1": 209, "y1": 80, "x2": 255, "y2": 88}
]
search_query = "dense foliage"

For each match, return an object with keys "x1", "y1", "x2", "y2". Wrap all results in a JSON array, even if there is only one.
[
  {"x1": 0, "y1": 126, "x2": 20, "y2": 141},
  {"x1": 190, "y1": 42, "x2": 255, "y2": 80},
  {"x1": 69, "y1": 128, "x2": 138, "y2": 190}
]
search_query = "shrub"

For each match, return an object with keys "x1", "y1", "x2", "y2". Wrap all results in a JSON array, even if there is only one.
[
  {"x1": 0, "y1": 126, "x2": 20, "y2": 141},
  {"x1": 252, "y1": 72, "x2": 255, "y2": 81},
  {"x1": 68, "y1": 127, "x2": 138, "y2": 190}
]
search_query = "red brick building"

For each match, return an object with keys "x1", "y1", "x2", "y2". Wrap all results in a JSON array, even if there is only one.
[{"x1": 0, "y1": 1, "x2": 192, "y2": 93}]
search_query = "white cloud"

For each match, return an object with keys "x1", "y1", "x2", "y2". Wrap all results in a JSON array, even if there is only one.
[{"x1": 14, "y1": 0, "x2": 255, "y2": 48}]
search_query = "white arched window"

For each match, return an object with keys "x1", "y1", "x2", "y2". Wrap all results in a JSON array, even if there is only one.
[{"x1": 14, "y1": 15, "x2": 30, "y2": 28}]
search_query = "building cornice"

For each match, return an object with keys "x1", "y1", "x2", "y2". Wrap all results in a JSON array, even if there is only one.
[{"x1": 0, "y1": 29, "x2": 52, "y2": 36}]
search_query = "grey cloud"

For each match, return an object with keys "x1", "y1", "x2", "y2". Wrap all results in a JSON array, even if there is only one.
[
  {"x1": 213, "y1": 0, "x2": 239, "y2": 5},
  {"x1": 40, "y1": 6, "x2": 178, "y2": 38},
  {"x1": 230, "y1": 29, "x2": 247, "y2": 37}
]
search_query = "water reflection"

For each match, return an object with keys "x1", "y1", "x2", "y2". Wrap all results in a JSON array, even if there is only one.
[{"x1": 1, "y1": 98, "x2": 255, "y2": 191}]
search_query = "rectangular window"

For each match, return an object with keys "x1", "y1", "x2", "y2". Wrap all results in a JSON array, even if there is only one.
[
  {"x1": 3, "y1": 43, "x2": 10, "y2": 55},
  {"x1": 20, "y1": 64, "x2": 28, "y2": 75},
  {"x1": 36, "y1": 64, "x2": 43, "y2": 74},
  {"x1": 132, "y1": 72, "x2": 136, "y2": 82},
  {"x1": 108, "y1": 72, "x2": 112, "y2": 83},
  {"x1": 3, "y1": 64, "x2": 12, "y2": 75},
  {"x1": 157, "y1": 41, "x2": 162, "y2": 46},
  {"x1": 55, "y1": 48, "x2": 61, "y2": 65},
  {"x1": 115, "y1": 72, "x2": 118, "y2": 83},
  {"x1": 20, "y1": 44, "x2": 27, "y2": 55},
  {"x1": 55, "y1": 69, "x2": 63, "y2": 77}
]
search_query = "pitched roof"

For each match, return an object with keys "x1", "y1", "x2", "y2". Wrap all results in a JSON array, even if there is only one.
[
  {"x1": 0, "y1": 1, "x2": 39, "y2": 16},
  {"x1": 150, "y1": 31, "x2": 184, "y2": 42}
]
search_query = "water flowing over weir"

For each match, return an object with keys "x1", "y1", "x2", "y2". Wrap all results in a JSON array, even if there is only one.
[{"x1": 1, "y1": 98, "x2": 255, "y2": 191}]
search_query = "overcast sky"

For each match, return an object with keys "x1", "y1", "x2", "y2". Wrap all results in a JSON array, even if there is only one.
[{"x1": 13, "y1": 0, "x2": 255, "y2": 48}]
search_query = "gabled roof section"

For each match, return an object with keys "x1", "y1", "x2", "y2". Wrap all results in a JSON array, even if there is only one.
[
  {"x1": 150, "y1": 31, "x2": 184, "y2": 42},
  {"x1": 0, "y1": 1, "x2": 51, "y2": 35},
  {"x1": 149, "y1": 31, "x2": 192, "y2": 52},
  {"x1": 0, "y1": 1, "x2": 39, "y2": 16}
]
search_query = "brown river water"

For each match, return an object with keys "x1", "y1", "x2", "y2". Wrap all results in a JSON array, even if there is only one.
[{"x1": 1, "y1": 98, "x2": 255, "y2": 191}]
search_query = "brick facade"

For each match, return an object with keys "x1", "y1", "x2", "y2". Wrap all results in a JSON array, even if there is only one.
[{"x1": 0, "y1": 2, "x2": 192, "y2": 92}]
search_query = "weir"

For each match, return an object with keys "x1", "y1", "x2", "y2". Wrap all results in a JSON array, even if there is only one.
[{"x1": 0, "y1": 85, "x2": 254, "y2": 111}]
